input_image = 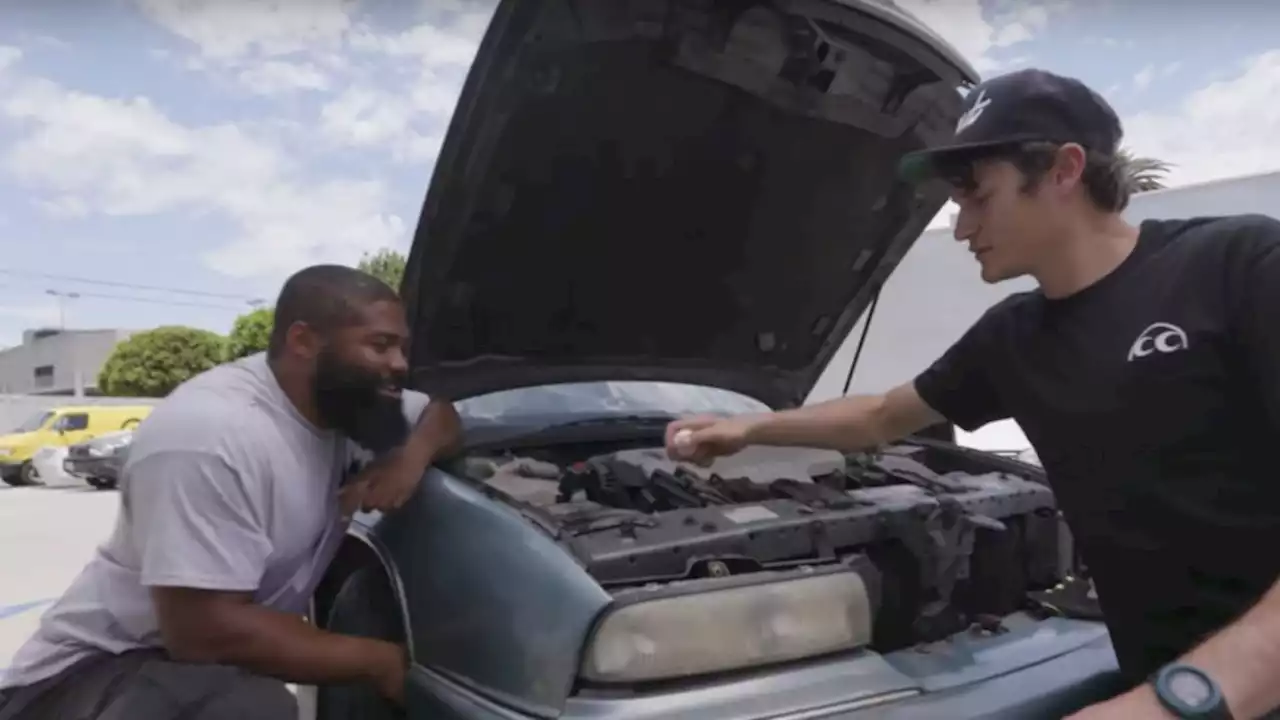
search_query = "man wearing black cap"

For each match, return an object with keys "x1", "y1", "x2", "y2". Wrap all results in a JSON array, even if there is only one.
[{"x1": 666, "y1": 68, "x2": 1280, "y2": 719}]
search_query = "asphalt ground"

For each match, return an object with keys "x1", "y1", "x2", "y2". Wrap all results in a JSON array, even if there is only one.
[
  {"x1": 0, "y1": 484, "x2": 118, "y2": 673},
  {"x1": 0, "y1": 483, "x2": 319, "y2": 717}
]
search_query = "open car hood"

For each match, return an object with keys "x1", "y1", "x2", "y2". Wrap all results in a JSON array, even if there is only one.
[{"x1": 403, "y1": 0, "x2": 979, "y2": 409}]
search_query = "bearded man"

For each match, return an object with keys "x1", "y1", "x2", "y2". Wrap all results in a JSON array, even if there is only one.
[{"x1": 0, "y1": 264, "x2": 462, "y2": 719}]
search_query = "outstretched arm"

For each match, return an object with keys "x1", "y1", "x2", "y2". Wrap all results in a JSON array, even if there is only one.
[{"x1": 739, "y1": 381, "x2": 946, "y2": 452}]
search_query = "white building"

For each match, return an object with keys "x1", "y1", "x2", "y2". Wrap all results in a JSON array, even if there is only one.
[
  {"x1": 807, "y1": 169, "x2": 1280, "y2": 452},
  {"x1": 0, "y1": 328, "x2": 133, "y2": 396}
]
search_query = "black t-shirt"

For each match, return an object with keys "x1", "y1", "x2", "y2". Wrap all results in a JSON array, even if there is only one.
[{"x1": 914, "y1": 214, "x2": 1280, "y2": 682}]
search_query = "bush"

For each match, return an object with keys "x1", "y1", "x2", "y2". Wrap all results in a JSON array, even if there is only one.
[
  {"x1": 357, "y1": 248, "x2": 406, "y2": 293},
  {"x1": 226, "y1": 307, "x2": 273, "y2": 361},
  {"x1": 98, "y1": 326, "x2": 227, "y2": 398}
]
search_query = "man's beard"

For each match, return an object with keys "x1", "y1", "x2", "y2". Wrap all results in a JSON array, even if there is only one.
[{"x1": 312, "y1": 349, "x2": 409, "y2": 455}]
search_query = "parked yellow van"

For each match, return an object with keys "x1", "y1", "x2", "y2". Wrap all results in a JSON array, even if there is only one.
[{"x1": 0, "y1": 405, "x2": 153, "y2": 486}]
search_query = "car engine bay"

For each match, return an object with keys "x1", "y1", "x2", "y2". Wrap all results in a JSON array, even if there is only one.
[{"x1": 458, "y1": 440, "x2": 1067, "y2": 652}]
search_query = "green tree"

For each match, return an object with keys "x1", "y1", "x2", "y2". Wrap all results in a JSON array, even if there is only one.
[
  {"x1": 1118, "y1": 148, "x2": 1172, "y2": 194},
  {"x1": 98, "y1": 326, "x2": 227, "y2": 398},
  {"x1": 357, "y1": 248, "x2": 407, "y2": 293},
  {"x1": 226, "y1": 307, "x2": 274, "y2": 361}
]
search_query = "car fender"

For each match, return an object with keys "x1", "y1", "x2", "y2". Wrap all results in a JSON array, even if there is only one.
[
  {"x1": 352, "y1": 466, "x2": 614, "y2": 715},
  {"x1": 325, "y1": 524, "x2": 416, "y2": 645}
]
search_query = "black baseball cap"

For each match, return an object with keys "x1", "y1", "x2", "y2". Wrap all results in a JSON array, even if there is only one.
[{"x1": 898, "y1": 68, "x2": 1123, "y2": 184}]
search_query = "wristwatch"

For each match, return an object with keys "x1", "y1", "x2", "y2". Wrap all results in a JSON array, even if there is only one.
[{"x1": 1150, "y1": 663, "x2": 1234, "y2": 719}]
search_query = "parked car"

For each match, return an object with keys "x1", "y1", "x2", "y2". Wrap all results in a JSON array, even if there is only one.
[
  {"x1": 0, "y1": 405, "x2": 152, "y2": 486},
  {"x1": 62, "y1": 429, "x2": 135, "y2": 490},
  {"x1": 25, "y1": 445, "x2": 71, "y2": 487},
  {"x1": 301, "y1": 1, "x2": 1125, "y2": 719}
]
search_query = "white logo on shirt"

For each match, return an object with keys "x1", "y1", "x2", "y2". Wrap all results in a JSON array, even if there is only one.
[
  {"x1": 955, "y1": 89, "x2": 991, "y2": 134},
  {"x1": 1127, "y1": 322, "x2": 1189, "y2": 362}
]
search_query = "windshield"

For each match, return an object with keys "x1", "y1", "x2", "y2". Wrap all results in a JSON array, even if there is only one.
[
  {"x1": 456, "y1": 381, "x2": 770, "y2": 423},
  {"x1": 11, "y1": 411, "x2": 53, "y2": 434}
]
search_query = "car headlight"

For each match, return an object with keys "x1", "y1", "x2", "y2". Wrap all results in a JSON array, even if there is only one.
[
  {"x1": 0, "y1": 448, "x2": 10, "y2": 457},
  {"x1": 92, "y1": 438, "x2": 133, "y2": 456},
  {"x1": 580, "y1": 565, "x2": 876, "y2": 684}
]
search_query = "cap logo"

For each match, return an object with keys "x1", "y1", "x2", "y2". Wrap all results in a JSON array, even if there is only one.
[{"x1": 955, "y1": 88, "x2": 991, "y2": 134}]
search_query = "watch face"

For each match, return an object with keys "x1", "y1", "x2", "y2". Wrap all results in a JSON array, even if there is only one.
[{"x1": 1167, "y1": 667, "x2": 1214, "y2": 707}]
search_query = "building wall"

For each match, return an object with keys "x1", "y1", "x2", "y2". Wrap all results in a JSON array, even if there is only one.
[
  {"x1": 0, "y1": 394, "x2": 159, "y2": 434},
  {"x1": 806, "y1": 170, "x2": 1280, "y2": 450},
  {"x1": 0, "y1": 329, "x2": 134, "y2": 396}
]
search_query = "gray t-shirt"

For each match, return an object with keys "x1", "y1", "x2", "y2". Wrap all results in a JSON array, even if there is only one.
[{"x1": 1, "y1": 353, "x2": 421, "y2": 689}]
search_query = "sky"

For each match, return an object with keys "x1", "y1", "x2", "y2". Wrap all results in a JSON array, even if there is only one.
[{"x1": 1, "y1": 0, "x2": 1279, "y2": 348}]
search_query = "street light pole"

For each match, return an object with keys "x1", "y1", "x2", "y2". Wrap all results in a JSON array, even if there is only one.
[
  {"x1": 46, "y1": 289, "x2": 81, "y2": 329},
  {"x1": 45, "y1": 289, "x2": 83, "y2": 396}
]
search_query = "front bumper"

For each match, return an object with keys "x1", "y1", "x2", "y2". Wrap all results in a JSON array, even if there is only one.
[
  {"x1": 404, "y1": 617, "x2": 1125, "y2": 720},
  {"x1": 62, "y1": 456, "x2": 122, "y2": 481},
  {"x1": 0, "y1": 461, "x2": 22, "y2": 482},
  {"x1": 833, "y1": 634, "x2": 1124, "y2": 719}
]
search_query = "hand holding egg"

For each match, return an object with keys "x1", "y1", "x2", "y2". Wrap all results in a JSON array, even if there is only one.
[
  {"x1": 665, "y1": 415, "x2": 751, "y2": 466},
  {"x1": 674, "y1": 428, "x2": 694, "y2": 450}
]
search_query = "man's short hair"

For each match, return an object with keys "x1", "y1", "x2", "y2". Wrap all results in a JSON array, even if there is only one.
[
  {"x1": 899, "y1": 69, "x2": 1135, "y2": 211},
  {"x1": 267, "y1": 265, "x2": 400, "y2": 359},
  {"x1": 936, "y1": 141, "x2": 1135, "y2": 212}
]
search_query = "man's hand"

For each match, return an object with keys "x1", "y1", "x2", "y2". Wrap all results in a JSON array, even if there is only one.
[
  {"x1": 412, "y1": 398, "x2": 464, "y2": 458},
  {"x1": 352, "y1": 451, "x2": 419, "y2": 512},
  {"x1": 368, "y1": 641, "x2": 409, "y2": 705},
  {"x1": 357, "y1": 399, "x2": 462, "y2": 512},
  {"x1": 339, "y1": 476, "x2": 371, "y2": 520},
  {"x1": 1063, "y1": 685, "x2": 1174, "y2": 719},
  {"x1": 664, "y1": 414, "x2": 759, "y2": 466}
]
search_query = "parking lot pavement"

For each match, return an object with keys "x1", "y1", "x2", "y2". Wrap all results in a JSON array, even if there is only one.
[
  {"x1": 0, "y1": 486, "x2": 315, "y2": 717},
  {"x1": 0, "y1": 486, "x2": 119, "y2": 671}
]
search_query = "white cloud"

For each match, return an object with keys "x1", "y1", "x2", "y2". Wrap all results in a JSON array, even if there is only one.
[
  {"x1": 898, "y1": 0, "x2": 1001, "y2": 71},
  {"x1": 201, "y1": 178, "x2": 406, "y2": 277},
  {"x1": 0, "y1": 75, "x2": 404, "y2": 281},
  {"x1": 318, "y1": 7, "x2": 486, "y2": 163},
  {"x1": 1125, "y1": 50, "x2": 1280, "y2": 187},
  {"x1": 899, "y1": 0, "x2": 1067, "y2": 73},
  {"x1": 1130, "y1": 58, "x2": 1184, "y2": 91},
  {"x1": 0, "y1": 46, "x2": 21, "y2": 73},
  {"x1": 316, "y1": 64, "x2": 459, "y2": 162},
  {"x1": 237, "y1": 60, "x2": 329, "y2": 94},
  {"x1": 134, "y1": 0, "x2": 356, "y2": 61},
  {"x1": 991, "y1": 5, "x2": 1050, "y2": 48},
  {"x1": 1, "y1": 1, "x2": 490, "y2": 288},
  {"x1": 33, "y1": 196, "x2": 89, "y2": 218},
  {"x1": 346, "y1": 9, "x2": 488, "y2": 65},
  {"x1": 139, "y1": 0, "x2": 488, "y2": 161},
  {"x1": 991, "y1": 23, "x2": 1033, "y2": 48},
  {"x1": 1132, "y1": 63, "x2": 1156, "y2": 90}
]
